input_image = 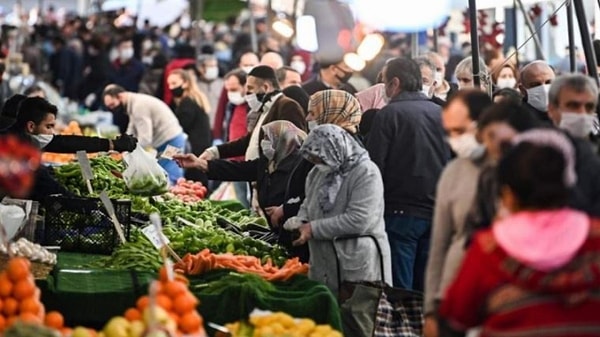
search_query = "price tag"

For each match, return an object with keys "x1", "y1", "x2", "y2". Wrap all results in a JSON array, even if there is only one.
[
  {"x1": 141, "y1": 224, "x2": 170, "y2": 249},
  {"x1": 76, "y1": 151, "x2": 94, "y2": 195},
  {"x1": 160, "y1": 145, "x2": 182, "y2": 160}
]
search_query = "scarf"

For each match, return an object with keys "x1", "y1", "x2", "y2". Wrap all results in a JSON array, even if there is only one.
[
  {"x1": 300, "y1": 124, "x2": 369, "y2": 212},
  {"x1": 261, "y1": 120, "x2": 307, "y2": 173},
  {"x1": 246, "y1": 91, "x2": 282, "y2": 132},
  {"x1": 308, "y1": 89, "x2": 362, "y2": 133}
]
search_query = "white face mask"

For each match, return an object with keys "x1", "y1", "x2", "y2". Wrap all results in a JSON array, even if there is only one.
[
  {"x1": 204, "y1": 66, "x2": 219, "y2": 80},
  {"x1": 496, "y1": 78, "x2": 517, "y2": 89},
  {"x1": 448, "y1": 133, "x2": 479, "y2": 158},
  {"x1": 260, "y1": 139, "x2": 275, "y2": 160},
  {"x1": 315, "y1": 164, "x2": 331, "y2": 173},
  {"x1": 142, "y1": 56, "x2": 153, "y2": 65},
  {"x1": 119, "y1": 48, "x2": 134, "y2": 62},
  {"x1": 242, "y1": 66, "x2": 254, "y2": 74},
  {"x1": 308, "y1": 120, "x2": 318, "y2": 131},
  {"x1": 559, "y1": 112, "x2": 596, "y2": 138},
  {"x1": 290, "y1": 60, "x2": 306, "y2": 75},
  {"x1": 227, "y1": 91, "x2": 245, "y2": 105},
  {"x1": 434, "y1": 72, "x2": 444, "y2": 85},
  {"x1": 526, "y1": 84, "x2": 551, "y2": 112},
  {"x1": 421, "y1": 84, "x2": 432, "y2": 98},
  {"x1": 31, "y1": 134, "x2": 54, "y2": 149},
  {"x1": 245, "y1": 93, "x2": 262, "y2": 111}
]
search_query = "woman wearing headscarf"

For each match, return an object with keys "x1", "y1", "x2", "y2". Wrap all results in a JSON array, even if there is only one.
[
  {"x1": 283, "y1": 124, "x2": 392, "y2": 295},
  {"x1": 264, "y1": 89, "x2": 363, "y2": 237},
  {"x1": 306, "y1": 89, "x2": 362, "y2": 142},
  {"x1": 174, "y1": 121, "x2": 309, "y2": 241}
]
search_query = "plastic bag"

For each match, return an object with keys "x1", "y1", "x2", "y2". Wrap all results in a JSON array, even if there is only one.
[{"x1": 122, "y1": 145, "x2": 169, "y2": 196}]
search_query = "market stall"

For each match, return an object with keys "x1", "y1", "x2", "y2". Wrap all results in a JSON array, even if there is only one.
[{"x1": 0, "y1": 148, "x2": 343, "y2": 336}]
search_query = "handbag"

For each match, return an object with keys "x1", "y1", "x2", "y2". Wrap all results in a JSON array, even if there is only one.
[{"x1": 333, "y1": 235, "x2": 424, "y2": 337}]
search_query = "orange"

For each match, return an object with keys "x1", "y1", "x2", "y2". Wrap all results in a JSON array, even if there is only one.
[
  {"x1": 19, "y1": 298, "x2": 41, "y2": 314},
  {"x1": 124, "y1": 308, "x2": 141, "y2": 322},
  {"x1": 0, "y1": 274, "x2": 13, "y2": 298},
  {"x1": 136, "y1": 296, "x2": 150, "y2": 312},
  {"x1": 6, "y1": 258, "x2": 30, "y2": 282},
  {"x1": 179, "y1": 311, "x2": 202, "y2": 333},
  {"x1": 163, "y1": 281, "x2": 186, "y2": 299},
  {"x1": 6, "y1": 315, "x2": 18, "y2": 327},
  {"x1": 156, "y1": 294, "x2": 173, "y2": 311},
  {"x1": 18, "y1": 312, "x2": 42, "y2": 324},
  {"x1": 3, "y1": 298, "x2": 18, "y2": 316},
  {"x1": 12, "y1": 278, "x2": 35, "y2": 300},
  {"x1": 169, "y1": 312, "x2": 180, "y2": 326},
  {"x1": 172, "y1": 293, "x2": 198, "y2": 315},
  {"x1": 60, "y1": 327, "x2": 72, "y2": 337},
  {"x1": 44, "y1": 311, "x2": 64, "y2": 329},
  {"x1": 0, "y1": 314, "x2": 6, "y2": 330}
]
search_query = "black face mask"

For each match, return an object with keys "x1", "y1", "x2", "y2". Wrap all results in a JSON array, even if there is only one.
[
  {"x1": 336, "y1": 68, "x2": 353, "y2": 83},
  {"x1": 111, "y1": 104, "x2": 125, "y2": 115},
  {"x1": 170, "y1": 86, "x2": 185, "y2": 98},
  {"x1": 255, "y1": 92, "x2": 267, "y2": 103}
]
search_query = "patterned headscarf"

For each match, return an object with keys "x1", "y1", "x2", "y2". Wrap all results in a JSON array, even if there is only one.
[
  {"x1": 261, "y1": 120, "x2": 307, "y2": 173},
  {"x1": 300, "y1": 124, "x2": 370, "y2": 212},
  {"x1": 308, "y1": 89, "x2": 362, "y2": 133}
]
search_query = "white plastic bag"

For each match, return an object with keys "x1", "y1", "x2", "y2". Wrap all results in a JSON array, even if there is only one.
[{"x1": 122, "y1": 145, "x2": 169, "y2": 196}]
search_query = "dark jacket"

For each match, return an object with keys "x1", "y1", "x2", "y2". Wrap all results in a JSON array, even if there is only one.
[
  {"x1": 522, "y1": 101, "x2": 553, "y2": 126},
  {"x1": 301, "y1": 77, "x2": 357, "y2": 96},
  {"x1": 109, "y1": 58, "x2": 145, "y2": 93},
  {"x1": 173, "y1": 97, "x2": 212, "y2": 184},
  {"x1": 569, "y1": 134, "x2": 600, "y2": 217},
  {"x1": 207, "y1": 152, "x2": 305, "y2": 227},
  {"x1": 366, "y1": 91, "x2": 450, "y2": 219},
  {"x1": 216, "y1": 95, "x2": 307, "y2": 159}
]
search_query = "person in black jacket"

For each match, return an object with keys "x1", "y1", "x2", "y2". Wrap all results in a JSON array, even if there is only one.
[
  {"x1": 367, "y1": 57, "x2": 450, "y2": 291},
  {"x1": 8, "y1": 96, "x2": 137, "y2": 153},
  {"x1": 167, "y1": 69, "x2": 212, "y2": 185},
  {"x1": 174, "y1": 120, "x2": 310, "y2": 261}
]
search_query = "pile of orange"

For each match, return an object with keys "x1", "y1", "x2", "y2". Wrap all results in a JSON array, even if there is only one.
[
  {"x1": 0, "y1": 257, "x2": 69, "y2": 335},
  {"x1": 124, "y1": 267, "x2": 206, "y2": 336}
]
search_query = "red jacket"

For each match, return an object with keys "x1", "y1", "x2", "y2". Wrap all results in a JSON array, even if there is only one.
[{"x1": 440, "y1": 220, "x2": 600, "y2": 337}]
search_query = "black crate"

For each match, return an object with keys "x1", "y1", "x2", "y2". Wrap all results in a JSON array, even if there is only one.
[{"x1": 42, "y1": 195, "x2": 131, "y2": 255}]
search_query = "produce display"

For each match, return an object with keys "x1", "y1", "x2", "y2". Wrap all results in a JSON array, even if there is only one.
[
  {"x1": 53, "y1": 156, "x2": 128, "y2": 197},
  {"x1": 0, "y1": 239, "x2": 57, "y2": 265},
  {"x1": 0, "y1": 257, "x2": 69, "y2": 335},
  {"x1": 119, "y1": 267, "x2": 207, "y2": 337},
  {"x1": 225, "y1": 311, "x2": 342, "y2": 337},
  {"x1": 166, "y1": 179, "x2": 208, "y2": 203},
  {"x1": 175, "y1": 249, "x2": 307, "y2": 282},
  {"x1": 88, "y1": 223, "x2": 287, "y2": 272}
]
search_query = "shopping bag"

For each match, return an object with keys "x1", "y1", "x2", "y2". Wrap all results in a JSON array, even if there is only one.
[
  {"x1": 122, "y1": 145, "x2": 169, "y2": 196},
  {"x1": 340, "y1": 282, "x2": 423, "y2": 337}
]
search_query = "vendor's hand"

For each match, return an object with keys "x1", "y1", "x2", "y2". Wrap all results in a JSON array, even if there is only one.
[
  {"x1": 199, "y1": 149, "x2": 215, "y2": 161},
  {"x1": 173, "y1": 153, "x2": 208, "y2": 171},
  {"x1": 424, "y1": 317, "x2": 439, "y2": 337},
  {"x1": 265, "y1": 205, "x2": 284, "y2": 227},
  {"x1": 292, "y1": 222, "x2": 312, "y2": 246},
  {"x1": 112, "y1": 134, "x2": 138, "y2": 152}
]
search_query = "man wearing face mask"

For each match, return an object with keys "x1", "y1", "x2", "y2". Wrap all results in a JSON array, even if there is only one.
[
  {"x1": 109, "y1": 37, "x2": 145, "y2": 93},
  {"x1": 415, "y1": 57, "x2": 443, "y2": 106},
  {"x1": 441, "y1": 90, "x2": 493, "y2": 159},
  {"x1": 301, "y1": 58, "x2": 357, "y2": 96},
  {"x1": 6, "y1": 96, "x2": 137, "y2": 154},
  {"x1": 200, "y1": 65, "x2": 306, "y2": 162},
  {"x1": 518, "y1": 60, "x2": 556, "y2": 126},
  {"x1": 196, "y1": 54, "x2": 224, "y2": 129},
  {"x1": 423, "y1": 51, "x2": 458, "y2": 103},
  {"x1": 366, "y1": 57, "x2": 450, "y2": 292},
  {"x1": 547, "y1": 74, "x2": 600, "y2": 216},
  {"x1": 102, "y1": 84, "x2": 187, "y2": 184}
]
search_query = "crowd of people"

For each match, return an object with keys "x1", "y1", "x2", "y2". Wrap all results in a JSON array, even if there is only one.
[{"x1": 1, "y1": 4, "x2": 600, "y2": 337}]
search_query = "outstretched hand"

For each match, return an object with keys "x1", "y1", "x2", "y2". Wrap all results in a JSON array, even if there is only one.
[{"x1": 173, "y1": 153, "x2": 208, "y2": 171}]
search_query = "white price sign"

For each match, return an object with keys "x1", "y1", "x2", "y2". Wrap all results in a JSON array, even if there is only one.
[{"x1": 141, "y1": 225, "x2": 170, "y2": 249}]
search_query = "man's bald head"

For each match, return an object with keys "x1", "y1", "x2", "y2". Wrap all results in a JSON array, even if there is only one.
[
  {"x1": 260, "y1": 52, "x2": 284, "y2": 69},
  {"x1": 519, "y1": 61, "x2": 555, "y2": 89}
]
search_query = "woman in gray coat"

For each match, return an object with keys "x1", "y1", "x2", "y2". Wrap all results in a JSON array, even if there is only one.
[{"x1": 284, "y1": 124, "x2": 392, "y2": 294}]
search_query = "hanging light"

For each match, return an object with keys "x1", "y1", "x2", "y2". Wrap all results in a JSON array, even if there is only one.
[
  {"x1": 357, "y1": 33, "x2": 385, "y2": 61},
  {"x1": 344, "y1": 52, "x2": 366, "y2": 72},
  {"x1": 296, "y1": 15, "x2": 319, "y2": 52}
]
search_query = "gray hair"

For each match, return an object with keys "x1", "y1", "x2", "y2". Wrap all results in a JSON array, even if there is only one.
[
  {"x1": 414, "y1": 56, "x2": 436, "y2": 75},
  {"x1": 455, "y1": 56, "x2": 489, "y2": 88},
  {"x1": 548, "y1": 73, "x2": 598, "y2": 106}
]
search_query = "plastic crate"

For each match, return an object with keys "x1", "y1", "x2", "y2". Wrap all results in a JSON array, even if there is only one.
[{"x1": 41, "y1": 195, "x2": 131, "y2": 255}]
